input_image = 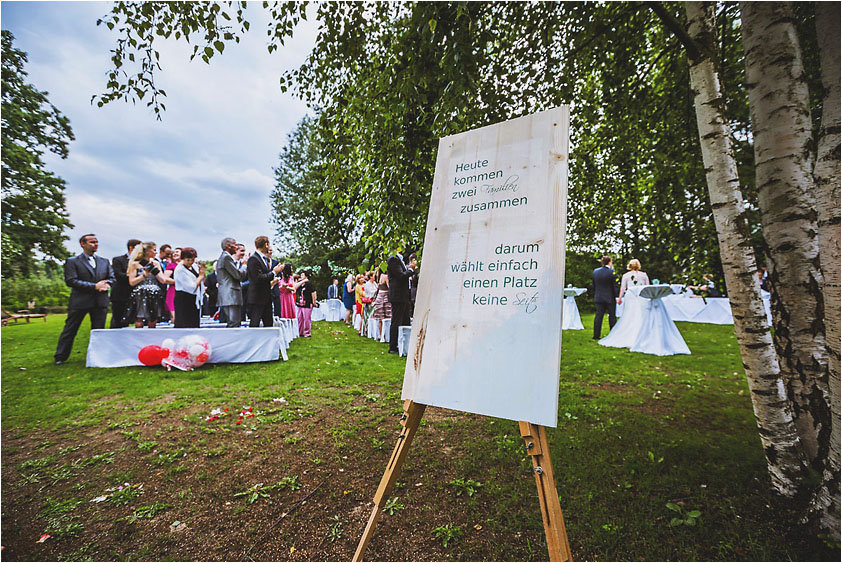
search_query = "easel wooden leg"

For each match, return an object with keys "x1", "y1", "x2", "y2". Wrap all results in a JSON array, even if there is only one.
[
  {"x1": 353, "y1": 400, "x2": 426, "y2": 562},
  {"x1": 519, "y1": 421, "x2": 572, "y2": 562}
]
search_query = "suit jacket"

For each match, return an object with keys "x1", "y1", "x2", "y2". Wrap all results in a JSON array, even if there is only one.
[
  {"x1": 216, "y1": 251, "x2": 247, "y2": 307},
  {"x1": 593, "y1": 266, "x2": 618, "y2": 304},
  {"x1": 247, "y1": 251, "x2": 276, "y2": 305},
  {"x1": 110, "y1": 254, "x2": 131, "y2": 302},
  {"x1": 387, "y1": 254, "x2": 414, "y2": 303},
  {"x1": 205, "y1": 271, "x2": 218, "y2": 300},
  {"x1": 64, "y1": 253, "x2": 116, "y2": 309}
]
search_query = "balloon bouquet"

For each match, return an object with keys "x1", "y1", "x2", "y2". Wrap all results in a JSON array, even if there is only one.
[{"x1": 138, "y1": 335, "x2": 212, "y2": 371}]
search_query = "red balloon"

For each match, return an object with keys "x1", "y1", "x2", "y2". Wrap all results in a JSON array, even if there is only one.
[{"x1": 138, "y1": 345, "x2": 168, "y2": 366}]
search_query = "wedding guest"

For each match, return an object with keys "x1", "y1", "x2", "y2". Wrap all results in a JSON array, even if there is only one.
[
  {"x1": 342, "y1": 273, "x2": 356, "y2": 324},
  {"x1": 270, "y1": 256, "x2": 283, "y2": 317},
  {"x1": 617, "y1": 259, "x2": 650, "y2": 305},
  {"x1": 363, "y1": 272, "x2": 378, "y2": 334},
  {"x1": 163, "y1": 247, "x2": 182, "y2": 323},
  {"x1": 592, "y1": 255, "x2": 618, "y2": 340},
  {"x1": 216, "y1": 237, "x2": 247, "y2": 327},
  {"x1": 158, "y1": 244, "x2": 172, "y2": 268},
  {"x1": 205, "y1": 264, "x2": 219, "y2": 317},
  {"x1": 110, "y1": 238, "x2": 141, "y2": 328},
  {"x1": 407, "y1": 253, "x2": 419, "y2": 316},
  {"x1": 174, "y1": 248, "x2": 206, "y2": 328},
  {"x1": 236, "y1": 243, "x2": 249, "y2": 322},
  {"x1": 371, "y1": 270, "x2": 391, "y2": 342},
  {"x1": 327, "y1": 278, "x2": 340, "y2": 300},
  {"x1": 126, "y1": 241, "x2": 169, "y2": 329},
  {"x1": 54, "y1": 234, "x2": 115, "y2": 364},
  {"x1": 246, "y1": 236, "x2": 283, "y2": 327},
  {"x1": 387, "y1": 246, "x2": 417, "y2": 353},
  {"x1": 295, "y1": 270, "x2": 317, "y2": 337},
  {"x1": 277, "y1": 263, "x2": 298, "y2": 319},
  {"x1": 758, "y1": 267, "x2": 770, "y2": 292}
]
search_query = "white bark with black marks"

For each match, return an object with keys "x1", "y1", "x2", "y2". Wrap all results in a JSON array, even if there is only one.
[
  {"x1": 684, "y1": 1, "x2": 805, "y2": 496},
  {"x1": 810, "y1": 0, "x2": 841, "y2": 541},
  {"x1": 741, "y1": 1, "x2": 828, "y2": 464}
]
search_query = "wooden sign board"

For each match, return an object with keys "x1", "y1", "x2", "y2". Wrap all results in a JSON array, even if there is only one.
[{"x1": 401, "y1": 107, "x2": 569, "y2": 427}]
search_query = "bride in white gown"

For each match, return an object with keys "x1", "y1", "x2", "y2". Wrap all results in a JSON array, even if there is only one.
[{"x1": 599, "y1": 259, "x2": 650, "y2": 348}]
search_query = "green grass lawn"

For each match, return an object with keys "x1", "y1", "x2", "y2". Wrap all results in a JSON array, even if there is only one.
[{"x1": 1, "y1": 314, "x2": 836, "y2": 561}]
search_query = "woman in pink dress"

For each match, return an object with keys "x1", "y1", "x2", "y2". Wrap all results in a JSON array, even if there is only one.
[
  {"x1": 277, "y1": 263, "x2": 298, "y2": 319},
  {"x1": 164, "y1": 247, "x2": 181, "y2": 323}
]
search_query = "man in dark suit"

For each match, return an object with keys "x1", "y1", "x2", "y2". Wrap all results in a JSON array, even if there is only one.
[
  {"x1": 110, "y1": 238, "x2": 141, "y2": 328},
  {"x1": 387, "y1": 246, "x2": 417, "y2": 354},
  {"x1": 246, "y1": 236, "x2": 283, "y2": 327},
  {"x1": 592, "y1": 255, "x2": 618, "y2": 340},
  {"x1": 54, "y1": 234, "x2": 116, "y2": 364}
]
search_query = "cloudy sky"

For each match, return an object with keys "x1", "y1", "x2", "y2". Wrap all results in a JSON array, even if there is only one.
[{"x1": 1, "y1": 0, "x2": 317, "y2": 261}]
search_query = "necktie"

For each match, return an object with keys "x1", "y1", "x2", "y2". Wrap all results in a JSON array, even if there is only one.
[{"x1": 264, "y1": 256, "x2": 270, "y2": 270}]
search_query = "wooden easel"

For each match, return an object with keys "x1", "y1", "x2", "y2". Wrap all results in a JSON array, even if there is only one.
[{"x1": 353, "y1": 400, "x2": 572, "y2": 562}]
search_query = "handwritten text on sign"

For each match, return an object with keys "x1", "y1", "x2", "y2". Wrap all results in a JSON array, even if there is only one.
[{"x1": 402, "y1": 107, "x2": 569, "y2": 427}]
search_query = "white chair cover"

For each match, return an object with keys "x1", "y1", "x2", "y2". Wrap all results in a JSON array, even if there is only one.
[
  {"x1": 398, "y1": 325, "x2": 412, "y2": 356},
  {"x1": 323, "y1": 299, "x2": 345, "y2": 322},
  {"x1": 367, "y1": 317, "x2": 380, "y2": 340},
  {"x1": 311, "y1": 303, "x2": 326, "y2": 321},
  {"x1": 380, "y1": 319, "x2": 391, "y2": 343}
]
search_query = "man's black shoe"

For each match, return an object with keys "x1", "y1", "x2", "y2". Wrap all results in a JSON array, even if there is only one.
[
  {"x1": 388, "y1": 350, "x2": 398, "y2": 354},
  {"x1": 54, "y1": 360, "x2": 65, "y2": 365}
]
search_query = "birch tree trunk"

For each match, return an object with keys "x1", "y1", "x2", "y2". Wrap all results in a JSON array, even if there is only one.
[
  {"x1": 679, "y1": 1, "x2": 805, "y2": 496},
  {"x1": 741, "y1": 1, "x2": 829, "y2": 464},
  {"x1": 809, "y1": 1, "x2": 841, "y2": 541}
]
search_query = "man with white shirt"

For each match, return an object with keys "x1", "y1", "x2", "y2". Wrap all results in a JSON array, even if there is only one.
[
  {"x1": 246, "y1": 236, "x2": 283, "y2": 327},
  {"x1": 54, "y1": 234, "x2": 115, "y2": 364}
]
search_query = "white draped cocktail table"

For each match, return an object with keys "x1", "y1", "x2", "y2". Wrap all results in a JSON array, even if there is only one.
[
  {"x1": 562, "y1": 287, "x2": 587, "y2": 330},
  {"x1": 601, "y1": 284, "x2": 690, "y2": 356}
]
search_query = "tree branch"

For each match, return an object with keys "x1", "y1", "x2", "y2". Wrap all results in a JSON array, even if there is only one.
[{"x1": 646, "y1": 1, "x2": 706, "y2": 63}]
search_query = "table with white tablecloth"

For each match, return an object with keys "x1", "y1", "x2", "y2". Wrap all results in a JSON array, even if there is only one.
[
  {"x1": 562, "y1": 287, "x2": 587, "y2": 330},
  {"x1": 601, "y1": 284, "x2": 690, "y2": 356},
  {"x1": 87, "y1": 327, "x2": 282, "y2": 368}
]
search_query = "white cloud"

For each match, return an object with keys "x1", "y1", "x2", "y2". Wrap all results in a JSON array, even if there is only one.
[{"x1": 2, "y1": 1, "x2": 317, "y2": 262}]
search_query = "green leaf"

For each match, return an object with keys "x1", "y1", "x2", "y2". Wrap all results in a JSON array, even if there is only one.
[
  {"x1": 687, "y1": 510, "x2": 701, "y2": 518},
  {"x1": 685, "y1": 517, "x2": 696, "y2": 526},
  {"x1": 665, "y1": 502, "x2": 681, "y2": 513},
  {"x1": 427, "y1": 19, "x2": 436, "y2": 34},
  {"x1": 669, "y1": 517, "x2": 683, "y2": 527},
  {"x1": 204, "y1": 46, "x2": 214, "y2": 58},
  {"x1": 214, "y1": 41, "x2": 225, "y2": 54}
]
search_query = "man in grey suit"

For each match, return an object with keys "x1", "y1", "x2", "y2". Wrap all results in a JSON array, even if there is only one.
[
  {"x1": 54, "y1": 234, "x2": 115, "y2": 364},
  {"x1": 216, "y1": 237, "x2": 247, "y2": 327}
]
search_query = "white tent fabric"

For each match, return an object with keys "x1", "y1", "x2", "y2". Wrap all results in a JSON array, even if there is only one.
[
  {"x1": 87, "y1": 327, "x2": 282, "y2": 368},
  {"x1": 562, "y1": 287, "x2": 587, "y2": 330}
]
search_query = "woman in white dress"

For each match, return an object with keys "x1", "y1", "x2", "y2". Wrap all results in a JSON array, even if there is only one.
[{"x1": 599, "y1": 259, "x2": 650, "y2": 348}]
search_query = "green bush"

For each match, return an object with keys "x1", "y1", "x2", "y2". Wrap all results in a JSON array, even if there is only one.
[{"x1": 1, "y1": 264, "x2": 70, "y2": 309}]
